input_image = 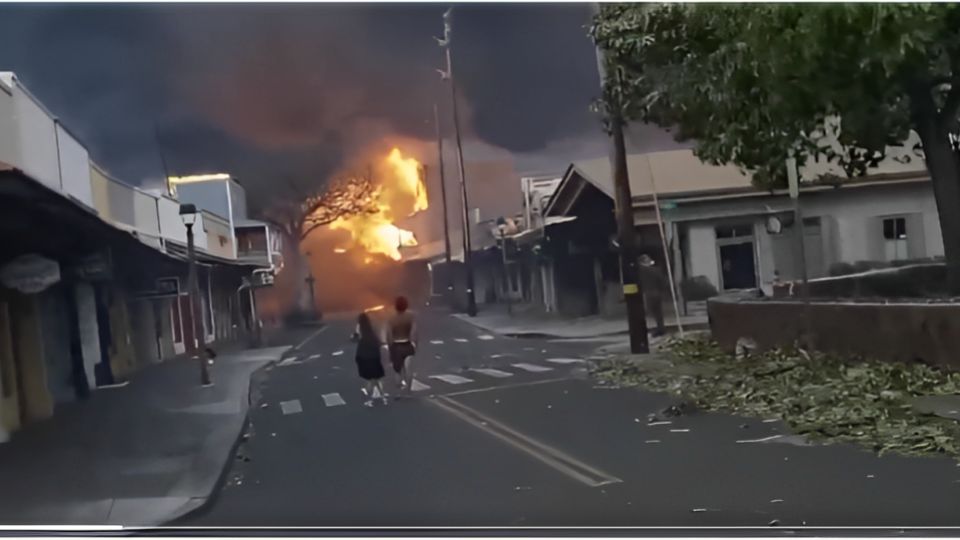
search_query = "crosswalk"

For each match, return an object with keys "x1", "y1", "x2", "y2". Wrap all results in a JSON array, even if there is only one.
[{"x1": 271, "y1": 359, "x2": 577, "y2": 412}]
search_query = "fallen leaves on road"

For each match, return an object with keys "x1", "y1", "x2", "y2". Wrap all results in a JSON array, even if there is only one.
[{"x1": 592, "y1": 336, "x2": 960, "y2": 460}]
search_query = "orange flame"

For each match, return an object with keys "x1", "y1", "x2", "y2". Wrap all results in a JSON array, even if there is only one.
[{"x1": 328, "y1": 148, "x2": 427, "y2": 261}]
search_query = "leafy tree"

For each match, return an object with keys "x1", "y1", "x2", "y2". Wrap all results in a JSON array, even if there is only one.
[{"x1": 591, "y1": 3, "x2": 960, "y2": 290}]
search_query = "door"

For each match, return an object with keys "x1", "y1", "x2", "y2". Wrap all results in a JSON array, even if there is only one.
[{"x1": 719, "y1": 242, "x2": 757, "y2": 290}]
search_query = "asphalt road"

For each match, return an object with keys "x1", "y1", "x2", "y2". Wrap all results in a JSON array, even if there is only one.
[{"x1": 181, "y1": 308, "x2": 960, "y2": 529}]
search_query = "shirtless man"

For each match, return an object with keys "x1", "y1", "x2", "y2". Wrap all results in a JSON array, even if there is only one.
[{"x1": 386, "y1": 296, "x2": 418, "y2": 393}]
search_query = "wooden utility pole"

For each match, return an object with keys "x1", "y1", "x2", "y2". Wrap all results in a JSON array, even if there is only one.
[
  {"x1": 438, "y1": 7, "x2": 478, "y2": 316},
  {"x1": 433, "y1": 104, "x2": 454, "y2": 301},
  {"x1": 592, "y1": 4, "x2": 649, "y2": 353}
]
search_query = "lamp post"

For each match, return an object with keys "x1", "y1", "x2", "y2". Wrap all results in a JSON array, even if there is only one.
[
  {"x1": 304, "y1": 250, "x2": 317, "y2": 321},
  {"x1": 179, "y1": 203, "x2": 212, "y2": 387}
]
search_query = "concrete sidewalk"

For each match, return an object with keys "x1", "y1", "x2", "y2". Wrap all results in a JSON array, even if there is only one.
[
  {"x1": 453, "y1": 305, "x2": 707, "y2": 339},
  {"x1": 0, "y1": 344, "x2": 294, "y2": 526}
]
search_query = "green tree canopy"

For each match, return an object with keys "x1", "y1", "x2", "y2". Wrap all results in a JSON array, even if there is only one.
[{"x1": 592, "y1": 3, "x2": 960, "y2": 288}]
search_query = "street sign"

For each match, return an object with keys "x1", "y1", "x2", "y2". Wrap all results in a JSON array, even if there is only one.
[{"x1": 0, "y1": 254, "x2": 60, "y2": 294}]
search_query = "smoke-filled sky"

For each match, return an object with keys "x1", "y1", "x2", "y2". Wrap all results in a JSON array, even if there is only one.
[{"x1": 0, "y1": 3, "x2": 681, "y2": 216}]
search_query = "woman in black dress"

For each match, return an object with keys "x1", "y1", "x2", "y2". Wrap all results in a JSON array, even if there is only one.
[{"x1": 352, "y1": 312, "x2": 387, "y2": 406}]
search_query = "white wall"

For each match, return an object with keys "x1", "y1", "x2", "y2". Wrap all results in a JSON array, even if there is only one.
[
  {"x1": 55, "y1": 124, "x2": 93, "y2": 208},
  {"x1": 0, "y1": 79, "x2": 18, "y2": 168},
  {"x1": 132, "y1": 188, "x2": 161, "y2": 244},
  {"x1": 801, "y1": 185, "x2": 943, "y2": 263},
  {"x1": 673, "y1": 181, "x2": 943, "y2": 290},
  {"x1": 158, "y1": 196, "x2": 188, "y2": 245},
  {"x1": 687, "y1": 222, "x2": 719, "y2": 288},
  {"x1": 11, "y1": 80, "x2": 60, "y2": 190}
]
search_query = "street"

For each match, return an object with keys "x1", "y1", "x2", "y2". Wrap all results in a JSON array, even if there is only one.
[{"x1": 182, "y1": 308, "x2": 960, "y2": 529}]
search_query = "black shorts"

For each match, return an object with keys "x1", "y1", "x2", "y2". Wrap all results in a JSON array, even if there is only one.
[{"x1": 389, "y1": 342, "x2": 415, "y2": 373}]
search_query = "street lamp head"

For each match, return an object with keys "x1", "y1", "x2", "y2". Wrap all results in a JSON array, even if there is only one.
[{"x1": 179, "y1": 203, "x2": 199, "y2": 226}]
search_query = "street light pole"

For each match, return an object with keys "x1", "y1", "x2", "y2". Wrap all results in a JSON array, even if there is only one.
[
  {"x1": 304, "y1": 250, "x2": 317, "y2": 320},
  {"x1": 438, "y1": 7, "x2": 478, "y2": 317},
  {"x1": 591, "y1": 3, "x2": 649, "y2": 353},
  {"x1": 180, "y1": 203, "x2": 212, "y2": 386},
  {"x1": 499, "y1": 225, "x2": 512, "y2": 317}
]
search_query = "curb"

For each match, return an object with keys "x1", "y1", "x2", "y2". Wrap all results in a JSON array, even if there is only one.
[{"x1": 164, "y1": 346, "x2": 291, "y2": 526}]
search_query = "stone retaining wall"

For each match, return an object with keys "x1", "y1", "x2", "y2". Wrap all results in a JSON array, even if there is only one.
[{"x1": 708, "y1": 296, "x2": 960, "y2": 369}]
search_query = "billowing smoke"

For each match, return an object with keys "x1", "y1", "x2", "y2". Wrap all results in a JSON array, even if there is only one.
[{"x1": 0, "y1": 3, "x2": 684, "y2": 316}]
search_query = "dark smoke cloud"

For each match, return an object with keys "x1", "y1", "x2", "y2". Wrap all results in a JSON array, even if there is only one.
[{"x1": 0, "y1": 3, "x2": 681, "y2": 219}]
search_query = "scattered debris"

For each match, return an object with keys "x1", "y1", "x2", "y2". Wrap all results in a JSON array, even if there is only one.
[
  {"x1": 260, "y1": 403, "x2": 269, "y2": 409},
  {"x1": 593, "y1": 337, "x2": 960, "y2": 459},
  {"x1": 332, "y1": 350, "x2": 344, "y2": 356},
  {"x1": 866, "y1": 474, "x2": 876, "y2": 479},
  {"x1": 270, "y1": 432, "x2": 277, "y2": 437},
  {"x1": 514, "y1": 486, "x2": 532, "y2": 491},
  {"x1": 740, "y1": 424, "x2": 750, "y2": 429},
  {"x1": 494, "y1": 399, "x2": 500, "y2": 404},
  {"x1": 762, "y1": 419, "x2": 779, "y2": 423},
  {"x1": 547, "y1": 405, "x2": 553, "y2": 409},
  {"x1": 768, "y1": 519, "x2": 780, "y2": 526}
]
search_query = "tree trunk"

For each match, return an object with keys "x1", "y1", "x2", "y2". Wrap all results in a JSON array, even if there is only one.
[
  {"x1": 277, "y1": 229, "x2": 311, "y2": 317},
  {"x1": 911, "y1": 92, "x2": 960, "y2": 294}
]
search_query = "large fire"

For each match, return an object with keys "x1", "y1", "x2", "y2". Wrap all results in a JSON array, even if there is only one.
[{"x1": 328, "y1": 148, "x2": 428, "y2": 261}]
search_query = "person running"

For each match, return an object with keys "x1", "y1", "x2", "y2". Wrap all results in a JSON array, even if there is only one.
[
  {"x1": 351, "y1": 312, "x2": 387, "y2": 406},
  {"x1": 386, "y1": 296, "x2": 417, "y2": 393}
]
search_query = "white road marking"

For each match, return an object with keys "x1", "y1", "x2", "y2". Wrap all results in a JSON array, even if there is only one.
[
  {"x1": 411, "y1": 379, "x2": 431, "y2": 391},
  {"x1": 670, "y1": 429, "x2": 690, "y2": 433},
  {"x1": 648, "y1": 421, "x2": 672, "y2": 426},
  {"x1": 322, "y1": 393, "x2": 346, "y2": 407},
  {"x1": 430, "y1": 340, "x2": 444, "y2": 345},
  {"x1": 277, "y1": 356, "x2": 298, "y2": 367},
  {"x1": 293, "y1": 326, "x2": 328, "y2": 350},
  {"x1": 279, "y1": 400, "x2": 303, "y2": 415},
  {"x1": 545, "y1": 358, "x2": 584, "y2": 365},
  {"x1": 332, "y1": 350, "x2": 344, "y2": 356},
  {"x1": 472, "y1": 368, "x2": 513, "y2": 378},
  {"x1": 454, "y1": 338, "x2": 469, "y2": 343},
  {"x1": 762, "y1": 418, "x2": 779, "y2": 423},
  {"x1": 429, "y1": 374, "x2": 474, "y2": 385},
  {"x1": 309, "y1": 354, "x2": 322, "y2": 360},
  {"x1": 736, "y1": 434, "x2": 783, "y2": 444},
  {"x1": 477, "y1": 335, "x2": 495, "y2": 341},
  {"x1": 511, "y1": 363, "x2": 554, "y2": 373}
]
